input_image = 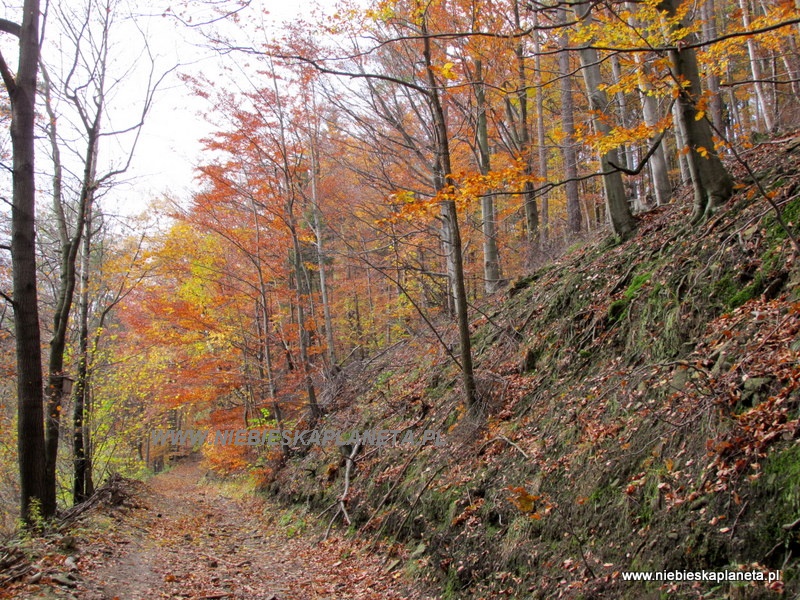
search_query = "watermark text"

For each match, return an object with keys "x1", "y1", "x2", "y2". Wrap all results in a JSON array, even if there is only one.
[{"x1": 149, "y1": 428, "x2": 446, "y2": 448}]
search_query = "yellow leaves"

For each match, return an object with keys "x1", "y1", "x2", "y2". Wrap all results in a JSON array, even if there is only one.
[
  {"x1": 591, "y1": 121, "x2": 663, "y2": 156},
  {"x1": 551, "y1": 127, "x2": 567, "y2": 144},
  {"x1": 697, "y1": 146, "x2": 709, "y2": 158},
  {"x1": 695, "y1": 110, "x2": 705, "y2": 121},
  {"x1": 440, "y1": 62, "x2": 457, "y2": 81},
  {"x1": 428, "y1": 62, "x2": 458, "y2": 82},
  {"x1": 378, "y1": 163, "x2": 541, "y2": 228},
  {"x1": 364, "y1": 0, "x2": 396, "y2": 23}
]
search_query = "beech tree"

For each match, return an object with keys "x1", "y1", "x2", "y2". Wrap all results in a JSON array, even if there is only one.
[
  {"x1": 658, "y1": 0, "x2": 734, "y2": 221},
  {"x1": 572, "y1": 0, "x2": 637, "y2": 238},
  {"x1": 292, "y1": 0, "x2": 479, "y2": 407},
  {"x1": 1, "y1": 0, "x2": 48, "y2": 524}
]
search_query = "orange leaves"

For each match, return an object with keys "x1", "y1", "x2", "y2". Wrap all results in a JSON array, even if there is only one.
[{"x1": 507, "y1": 486, "x2": 551, "y2": 520}]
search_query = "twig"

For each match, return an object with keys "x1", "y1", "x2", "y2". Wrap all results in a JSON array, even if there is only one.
[
  {"x1": 478, "y1": 435, "x2": 530, "y2": 459},
  {"x1": 729, "y1": 500, "x2": 749, "y2": 540},
  {"x1": 706, "y1": 121, "x2": 800, "y2": 257}
]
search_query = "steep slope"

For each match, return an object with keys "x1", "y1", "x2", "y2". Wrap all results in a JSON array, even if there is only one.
[{"x1": 269, "y1": 135, "x2": 800, "y2": 599}]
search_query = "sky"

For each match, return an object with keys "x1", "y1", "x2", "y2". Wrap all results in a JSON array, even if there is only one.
[
  {"x1": 107, "y1": 0, "x2": 328, "y2": 217},
  {"x1": 1, "y1": 0, "x2": 348, "y2": 223}
]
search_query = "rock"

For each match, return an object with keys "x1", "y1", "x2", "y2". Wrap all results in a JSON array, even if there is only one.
[
  {"x1": 410, "y1": 542, "x2": 427, "y2": 559},
  {"x1": 741, "y1": 376, "x2": 773, "y2": 405},
  {"x1": 51, "y1": 572, "x2": 78, "y2": 588},
  {"x1": 58, "y1": 535, "x2": 77, "y2": 551},
  {"x1": 670, "y1": 366, "x2": 690, "y2": 391},
  {"x1": 743, "y1": 376, "x2": 772, "y2": 391},
  {"x1": 385, "y1": 558, "x2": 402, "y2": 572}
]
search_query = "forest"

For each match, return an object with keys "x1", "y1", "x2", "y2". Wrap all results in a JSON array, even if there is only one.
[{"x1": 1, "y1": 0, "x2": 800, "y2": 597}]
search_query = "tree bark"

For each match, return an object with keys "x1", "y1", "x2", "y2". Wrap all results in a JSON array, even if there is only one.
[
  {"x1": 737, "y1": 0, "x2": 774, "y2": 132},
  {"x1": 72, "y1": 203, "x2": 93, "y2": 503},
  {"x1": 700, "y1": 0, "x2": 725, "y2": 133},
  {"x1": 310, "y1": 146, "x2": 337, "y2": 367},
  {"x1": 532, "y1": 10, "x2": 549, "y2": 244},
  {"x1": 558, "y1": 17, "x2": 582, "y2": 235},
  {"x1": 1, "y1": 0, "x2": 49, "y2": 523},
  {"x1": 421, "y1": 20, "x2": 478, "y2": 409},
  {"x1": 573, "y1": 1, "x2": 637, "y2": 238},
  {"x1": 474, "y1": 59, "x2": 502, "y2": 294},
  {"x1": 659, "y1": 0, "x2": 734, "y2": 221},
  {"x1": 509, "y1": 2, "x2": 539, "y2": 249},
  {"x1": 43, "y1": 79, "x2": 98, "y2": 517},
  {"x1": 632, "y1": 53, "x2": 673, "y2": 206}
]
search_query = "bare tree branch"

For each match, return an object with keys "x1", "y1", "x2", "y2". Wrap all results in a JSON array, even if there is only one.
[{"x1": 0, "y1": 18, "x2": 21, "y2": 37}]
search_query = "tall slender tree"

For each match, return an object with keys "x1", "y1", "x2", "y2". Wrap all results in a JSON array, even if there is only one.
[{"x1": 1, "y1": 0, "x2": 48, "y2": 522}]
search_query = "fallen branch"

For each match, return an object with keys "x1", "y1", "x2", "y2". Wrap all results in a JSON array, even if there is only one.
[
  {"x1": 478, "y1": 435, "x2": 530, "y2": 459},
  {"x1": 324, "y1": 442, "x2": 361, "y2": 540}
]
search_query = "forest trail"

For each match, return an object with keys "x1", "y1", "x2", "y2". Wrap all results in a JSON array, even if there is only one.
[{"x1": 7, "y1": 459, "x2": 423, "y2": 600}]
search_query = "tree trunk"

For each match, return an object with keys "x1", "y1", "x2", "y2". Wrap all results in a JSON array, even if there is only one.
[
  {"x1": 558, "y1": 18, "x2": 582, "y2": 235},
  {"x1": 310, "y1": 149, "x2": 337, "y2": 367},
  {"x1": 574, "y1": 1, "x2": 637, "y2": 238},
  {"x1": 510, "y1": 1, "x2": 539, "y2": 250},
  {"x1": 72, "y1": 204, "x2": 93, "y2": 504},
  {"x1": 474, "y1": 59, "x2": 502, "y2": 294},
  {"x1": 633, "y1": 53, "x2": 673, "y2": 206},
  {"x1": 532, "y1": 10, "x2": 549, "y2": 244},
  {"x1": 659, "y1": 0, "x2": 734, "y2": 221},
  {"x1": 421, "y1": 21, "x2": 478, "y2": 409},
  {"x1": 700, "y1": 0, "x2": 725, "y2": 132},
  {"x1": 43, "y1": 78, "x2": 98, "y2": 517},
  {"x1": 289, "y1": 224, "x2": 321, "y2": 425},
  {"x1": 1, "y1": 0, "x2": 49, "y2": 523},
  {"x1": 737, "y1": 0, "x2": 774, "y2": 132}
]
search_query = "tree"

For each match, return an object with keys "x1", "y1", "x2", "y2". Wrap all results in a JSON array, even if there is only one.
[
  {"x1": 658, "y1": 0, "x2": 734, "y2": 221},
  {"x1": 557, "y1": 11, "x2": 582, "y2": 235},
  {"x1": 38, "y1": 0, "x2": 171, "y2": 509},
  {"x1": 572, "y1": 0, "x2": 637, "y2": 238},
  {"x1": 0, "y1": 0, "x2": 48, "y2": 522},
  {"x1": 278, "y1": 0, "x2": 480, "y2": 408}
]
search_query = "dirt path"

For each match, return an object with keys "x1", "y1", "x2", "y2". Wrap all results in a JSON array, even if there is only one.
[{"x1": 6, "y1": 460, "x2": 426, "y2": 600}]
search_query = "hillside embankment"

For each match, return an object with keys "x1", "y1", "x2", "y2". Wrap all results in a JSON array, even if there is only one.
[{"x1": 269, "y1": 134, "x2": 800, "y2": 598}]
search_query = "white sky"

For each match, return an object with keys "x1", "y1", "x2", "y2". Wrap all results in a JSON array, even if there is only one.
[
  {"x1": 108, "y1": 0, "x2": 329, "y2": 217},
  {"x1": 2, "y1": 0, "x2": 347, "y2": 222}
]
